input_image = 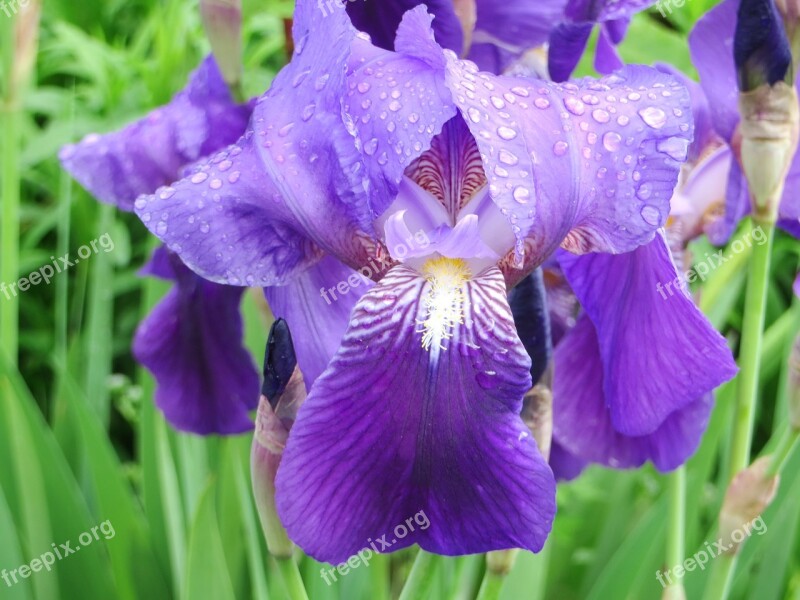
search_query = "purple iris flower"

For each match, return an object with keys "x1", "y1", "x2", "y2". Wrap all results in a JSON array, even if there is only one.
[
  {"x1": 548, "y1": 0, "x2": 657, "y2": 82},
  {"x1": 59, "y1": 56, "x2": 261, "y2": 434},
  {"x1": 130, "y1": 0, "x2": 725, "y2": 560},
  {"x1": 689, "y1": 0, "x2": 800, "y2": 240}
]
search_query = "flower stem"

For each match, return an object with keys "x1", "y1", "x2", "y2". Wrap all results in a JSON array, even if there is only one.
[
  {"x1": 476, "y1": 570, "x2": 506, "y2": 600},
  {"x1": 0, "y1": 104, "x2": 20, "y2": 364},
  {"x1": 399, "y1": 549, "x2": 440, "y2": 600},
  {"x1": 704, "y1": 219, "x2": 775, "y2": 600},
  {"x1": 728, "y1": 219, "x2": 775, "y2": 481},
  {"x1": 664, "y1": 466, "x2": 686, "y2": 598},
  {"x1": 766, "y1": 427, "x2": 800, "y2": 477},
  {"x1": 273, "y1": 555, "x2": 309, "y2": 600}
]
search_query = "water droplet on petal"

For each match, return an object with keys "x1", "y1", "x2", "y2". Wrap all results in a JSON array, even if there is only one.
[
  {"x1": 553, "y1": 141, "x2": 568, "y2": 156},
  {"x1": 191, "y1": 173, "x2": 208, "y2": 184},
  {"x1": 156, "y1": 221, "x2": 168, "y2": 235},
  {"x1": 314, "y1": 74, "x2": 330, "y2": 91},
  {"x1": 228, "y1": 171, "x2": 240, "y2": 183},
  {"x1": 534, "y1": 98, "x2": 550, "y2": 109},
  {"x1": 497, "y1": 126, "x2": 517, "y2": 140},
  {"x1": 592, "y1": 109, "x2": 610, "y2": 124},
  {"x1": 513, "y1": 186, "x2": 530, "y2": 203},
  {"x1": 657, "y1": 136, "x2": 689, "y2": 161},
  {"x1": 638, "y1": 106, "x2": 667, "y2": 129},
  {"x1": 498, "y1": 149, "x2": 518, "y2": 165},
  {"x1": 640, "y1": 204, "x2": 660, "y2": 225},
  {"x1": 637, "y1": 182, "x2": 654, "y2": 200},
  {"x1": 364, "y1": 138, "x2": 379, "y2": 156},
  {"x1": 388, "y1": 100, "x2": 402, "y2": 112},
  {"x1": 602, "y1": 131, "x2": 622, "y2": 152},
  {"x1": 564, "y1": 96, "x2": 585, "y2": 115},
  {"x1": 357, "y1": 81, "x2": 370, "y2": 93}
]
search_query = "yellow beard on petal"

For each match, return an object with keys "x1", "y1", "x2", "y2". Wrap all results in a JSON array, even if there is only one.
[{"x1": 418, "y1": 257, "x2": 471, "y2": 351}]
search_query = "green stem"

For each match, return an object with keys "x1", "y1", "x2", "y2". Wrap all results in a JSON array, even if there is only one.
[
  {"x1": 728, "y1": 220, "x2": 775, "y2": 481},
  {"x1": 476, "y1": 570, "x2": 506, "y2": 600},
  {"x1": 665, "y1": 467, "x2": 686, "y2": 594},
  {"x1": 0, "y1": 97, "x2": 20, "y2": 364},
  {"x1": 704, "y1": 554, "x2": 737, "y2": 600},
  {"x1": 767, "y1": 427, "x2": 800, "y2": 476},
  {"x1": 705, "y1": 220, "x2": 775, "y2": 600},
  {"x1": 273, "y1": 555, "x2": 309, "y2": 600},
  {"x1": 399, "y1": 550, "x2": 440, "y2": 600}
]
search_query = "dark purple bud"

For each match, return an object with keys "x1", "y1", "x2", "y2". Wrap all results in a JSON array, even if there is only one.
[
  {"x1": 508, "y1": 269, "x2": 553, "y2": 386},
  {"x1": 735, "y1": 0, "x2": 793, "y2": 91},
  {"x1": 261, "y1": 318, "x2": 298, "y2": 406}
]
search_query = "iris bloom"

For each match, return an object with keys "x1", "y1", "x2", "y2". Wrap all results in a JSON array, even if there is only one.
[
  {"x1": 59, "y1": 57, "x2": 261, "y2": 433},
  {"x1": 129, "y1": 0, "x2": 734, "y2": 561}
]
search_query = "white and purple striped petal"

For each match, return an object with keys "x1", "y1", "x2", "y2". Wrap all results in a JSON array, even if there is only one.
[{"x1": 275, "y1": 265, "x2": 555, "y2": 562}]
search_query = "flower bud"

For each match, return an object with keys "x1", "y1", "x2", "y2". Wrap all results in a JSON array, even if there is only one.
[
  {"x1": 738, "y1": 81, "x2": 799, "y2": 221},
  {"x1": 6, "y1": 0, "x2": 41, "y2": 106},
  {"x1": 718, "y1": 456, "x2": 779, "y2": 555},
  {"x1": 251, "y1": 319, "x2": 306, "y2": 558},
  {"x1": 735, "y1": 0, "x2": 792, "y2": 92},
  {"x1": 522, "y1": 383, "x2": 553, "y2": 462},
  {"x1": 200, "y1": 0, "x2": 244, "y2": 102}
]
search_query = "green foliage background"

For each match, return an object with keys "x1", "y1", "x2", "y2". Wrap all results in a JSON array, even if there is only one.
[{"x1": 1, "y1": 0, "x2": 798, "y2": 598}]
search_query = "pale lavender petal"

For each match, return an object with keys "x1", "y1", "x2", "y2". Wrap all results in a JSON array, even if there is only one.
[
  {"x1": 133, "y1": 248, "x2": 259, "y2": 435},
  {"x1": 276, "y1": 266, "x2": 555, "y2": 562},
  {"x1": 265, "y1": 255, "x2": 373, "y2": 387},
  {"x1": 557, "y1": 232, "x2": 737, "y2": 436},
  {"x1": 59, "y1": 56, "x2": 252, "y2": 212}
]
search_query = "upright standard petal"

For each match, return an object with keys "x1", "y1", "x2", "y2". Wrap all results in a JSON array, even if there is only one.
[
  {"x1": 264, "y1": 255, "x2": 374, "y2": 387},
  {"x1": 133, "y1": 248, "x2": 260, "y2": 435},
  {"x1": 552, "y1": 315, "x2": 715, "y2": 471},
  {"x1": 441, "y1": 62, "x2": 693, "y2": 279},
  {"x1": 135, "y1": 6, "x2": 456, "y2": 288},
  {"x1": 346, "y1": 0, "x2": 464, "y2": 53},
  {"x1": 59, "y1": 56, "x2": 252, "y2": 212},
  {"x1": 276, "y1": 266, "x2": 555, "y2": 563},
  {"x1": 557, "y1": 233, "x2": 737, "y2": 436},
  {"x1": 468, "y1": 0, "x2": 568, "y2": 73}
]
